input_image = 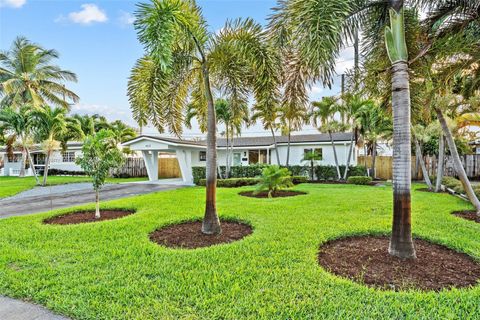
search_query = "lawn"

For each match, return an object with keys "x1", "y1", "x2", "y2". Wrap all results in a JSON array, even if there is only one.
[
  {"x1": 0, "y1": 176, "x2": 148, "y2": 199},
  {"x1": 0, "y1": 184, "x2": 479, "y2": 319}
]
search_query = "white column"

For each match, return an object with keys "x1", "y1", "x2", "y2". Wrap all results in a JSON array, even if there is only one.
[
  {"x1": 176, "y1": 149, "x2": 194, "y2": 184},
  {"x1": 152, "y1": 151, "x2": 159, "y2": 180},
  {"x1": 142, "y1": 150, "x2": 156, "y2": 181}
]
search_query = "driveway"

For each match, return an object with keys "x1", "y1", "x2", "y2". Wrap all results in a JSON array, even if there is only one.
[
  {"x1": 0, "y1": 296, "x2": 69, "y2": 320},
  {"x1": 0, "y1": 182, "x2": 186, "y2": 219}
]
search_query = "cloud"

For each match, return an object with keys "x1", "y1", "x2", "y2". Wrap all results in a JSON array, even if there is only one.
[
  {"x1": 59, "y1": 4, "x2": 108, "y2": 25},
  {"x1": 70, "y1": 103, "x2": 135, "y2": 126},
  {"x1": 0, "y1": 0, "x2": 26, "y2": 8},
  {"x1": 118, "y1": 11, "x2": 135, "y2": 26}
]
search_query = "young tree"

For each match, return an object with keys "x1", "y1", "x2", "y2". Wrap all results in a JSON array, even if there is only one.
[
  {"x1": 0, "y1": 37, "x2": 79, "y2": 109},
  {"x1": 302, "y1": 150, "x2": 322, "y2": 181},
  {"x1": 76, "y1": 130, "x2": 124, "y2": 219}
]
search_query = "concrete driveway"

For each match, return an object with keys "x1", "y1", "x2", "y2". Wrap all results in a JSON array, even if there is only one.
[{"x1": 0, "y1": 181, "x2": 186, "y2": 219}]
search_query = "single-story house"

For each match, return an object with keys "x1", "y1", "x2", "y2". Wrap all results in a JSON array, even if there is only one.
[
  {"x1": 122, "y1": 132, "x2": 357, "y2": 184},
  {"x1": 0, "y1": 142, "x2": 83, "y2": 177}
]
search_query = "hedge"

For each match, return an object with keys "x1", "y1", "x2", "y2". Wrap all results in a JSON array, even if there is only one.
[
  {"x1": 193, "y1": 165, "x2": 366, "y2": 184},
  {"x1": 347, "y1": 176, "x2": 373, "y2": 185},
  {"x1": 197, "y1": 176, "x2": 308, "y2": 188}
]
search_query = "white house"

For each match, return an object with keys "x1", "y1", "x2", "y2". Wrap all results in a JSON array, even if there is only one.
[
  {"x1": 122, "y1": 132, "x2": 357, "y2": 184},
  {"x1": 0, "y1": 142, "x2": 83, "y2": 177}
]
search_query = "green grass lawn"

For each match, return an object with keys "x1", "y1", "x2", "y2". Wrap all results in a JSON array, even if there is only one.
[
  {"x1": 0, "y1": 184, "x2": 479, "y2": 319},
  {"x1": 0, "y1": 176, "x2": 148, "y2": 199}
]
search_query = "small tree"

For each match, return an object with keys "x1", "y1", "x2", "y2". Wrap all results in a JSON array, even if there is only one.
[
  {"x1": 302, "y1": 150, "x2": 322, "y2": 181},
  {"x1": 254, "y1": 165, "x2": 293, "y2": 198},
  {"x1": 75, "y1": 130, "x2": 124, "y2": 219}
]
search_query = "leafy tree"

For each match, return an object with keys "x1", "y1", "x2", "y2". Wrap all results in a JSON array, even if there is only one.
[
  {"x1": 254, "y1": 165, "x2": 293, "y2": 198},
  {"x1": 0, "y1": 36, "x2": 79, "y2": 109},
  {"x1": 302, "y1": 150, "x2": 322, "y2": 181},
  {"x1": 29, "y1": 106, "x2": 67, "y2": 186},
  {"x1": 75, "y1": 130, "x2": 124, "y2": 219}
]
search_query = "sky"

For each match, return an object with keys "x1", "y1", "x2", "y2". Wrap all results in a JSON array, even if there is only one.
[{"x1": 0, "y1": 0, "x2": 355, "y2": 137}]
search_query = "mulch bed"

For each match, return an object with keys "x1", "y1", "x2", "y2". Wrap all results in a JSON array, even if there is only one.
[
  {"x1": 452, "y1": 210, "x2": 480, "y2": 223},
  {"x1": 150, "y1": 220, "x2": 252, "y2": 249},
  {"x1": 318, "y1": 235, "x2": 480, "y2": 291},
  {"x1": 44, "y1": 210, "x2": 135, "y2": 225},
  {"x1": 238, "y1": 190, "x2": 307, "y2": 198}
]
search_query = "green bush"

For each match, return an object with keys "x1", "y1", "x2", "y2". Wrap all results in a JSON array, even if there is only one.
[
  {"x1": 347, "y1": 176, "x2": 373, "y2": 185},
  {"x1": 314, "y1": 165, "x2": 367, "y2": 180},
  {"x1": 442, "y1": 176, "x2": 463, "y2": 191},
  {"x1": 290, "y1": 176, "x2": 308, "y2": 185},
  {"x1": 255, "y1": 165, "x2": 293, "y2": 197},
  {"x1": 198, "y1": 178, "x2": 259, "y2": 187}
]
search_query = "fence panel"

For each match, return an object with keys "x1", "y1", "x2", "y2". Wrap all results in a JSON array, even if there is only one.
[
  {"x1": 113, "y1": 157, "x2": 148, "y2": 178},
  {"x1": 158, "y1": 158, "x2": 181, "y2": 178}
]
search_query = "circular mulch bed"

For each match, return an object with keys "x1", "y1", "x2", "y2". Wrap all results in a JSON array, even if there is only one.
[
  {"x1": 318, "y1": 235, "x2": 480, "y2": 291},
  {"x1": 238, "y1": 190, "x2": 307, "y2": 198},
  {"x1": 150, "y1": 220, "x2": 253, "y2": 249},
  {"x1": 452, "y1": 210, "x2": 480, "y2": 223},
  {"x1": 44, "y1": 210, "x2": 135, "y2": 225}
]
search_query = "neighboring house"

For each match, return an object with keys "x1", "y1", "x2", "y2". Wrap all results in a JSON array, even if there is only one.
[
  {"x1": 122, "y1": 132, "x2": 357, "y2": 184},
  {"x1": 0, "y1": 142, "x2": 83, "y2": 176}
]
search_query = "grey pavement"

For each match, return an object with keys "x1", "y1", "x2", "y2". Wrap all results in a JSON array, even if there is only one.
[
  {"x1": 0, "y1": 182, "x2": 186, "y2": 218},
  {"x1": 0, "y1": 296, "x2": 69, "y2": 320}
]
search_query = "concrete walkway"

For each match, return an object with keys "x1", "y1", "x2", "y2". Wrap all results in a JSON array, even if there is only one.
[
  {"x1": 0, "y1": 296, "x2": 69, "y2": 320},
  {"x1": 0, "y1": 182, "x2": 186, "y2": 218}
]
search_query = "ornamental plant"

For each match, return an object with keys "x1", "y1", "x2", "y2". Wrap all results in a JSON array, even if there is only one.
[
  {"x1": 76, "y1": 129, "x2": 124, "y2": 219},
  {"x1": 254, "y1": 165, "x2": 293, "y2": 198}
]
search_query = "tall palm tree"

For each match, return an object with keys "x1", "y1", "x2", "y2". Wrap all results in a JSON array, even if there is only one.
[
  {"x1": 311, "y1": 97, "x2": 343, "y2": 180},
  {"x1": 109, "y1": 120, "x2": 137, "y2": 145},
  {"x1": 251, "y1": 103, "x2": 282, "y2": 165},
  {"x1": 272, "y1": 0, "x2": 417, "y2": 258},
  {"x1": 29, "y1": 106, "x2": 67, "y2": 186},
  {"x1": 131, "y1": 2, "x2": 274, "y2": 234},
  {"x1": 0, "y1": 36, "x2": 79, "y2": 109},
  {"x1": 0, "y1": 106, "x2": 39, "y2": 183}
]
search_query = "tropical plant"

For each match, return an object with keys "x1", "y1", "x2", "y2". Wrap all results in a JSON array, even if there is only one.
[
  {"x1": 0, "y1": 106, "x2": 39, "y2": 182},
  {"x1": 0, "y1": 36, "x2": 79, "y2": 109},
  {"x1": 302, "y1": 150, "x2": 322, "y2": 181},
  {"x1": 109, "y1": 120, "x2": 137, "y2": 145},
  {"x1": 75, "y1": 130, "x2": 124, "y2": 219},
  {"x1": 254, "y1": 165, "x2": 293, "y2": 198},
  {"x1": 311, "y1": 97, "x2": 344, "y2": 180},
  {"x1": 29, "y1": 106, "x2": 67, "y2": 186}
]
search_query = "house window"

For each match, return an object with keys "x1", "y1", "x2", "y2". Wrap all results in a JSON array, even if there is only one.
[
  {"x1": 8, "y1": 154, "x2": 21, "y2": 163},
  {"x1": 199, "y1": 151, "x2": 207, "y2": 161},
  {"x1": 304, "y1": 148, "x2": 323, "y2": 160},
  {"x1": 62, "y1": 152, "x2": 76, "y2": 163}
]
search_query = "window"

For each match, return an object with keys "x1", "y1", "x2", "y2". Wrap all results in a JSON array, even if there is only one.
[
  {"x1": 304, "y1": 148, "x2": 323, "y2": 160},
  {"x1": 7, "y1": 154, "x2": 21, "y2": 163},
  {"x1": 62, "y1": 152, "x2": 76, "y2": 163},
  {"x1": 199, "y1": 151, "x2": 207, "y2": 161},
  {"x1": 233, "y1": 153, "x2": 241, "y2": 166}
]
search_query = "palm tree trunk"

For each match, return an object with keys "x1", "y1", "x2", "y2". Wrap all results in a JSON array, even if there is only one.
[
  {"x1": 42, "y1": 150, "x2": 51, "y2": 186},
  {"x1": 95, "y1": 190, "x2": 101, "y2": 219},
  {"x1": 201, "y1": 63, "x2": 221, "y2": 234},
  {"x1": 363, "y1": 142, "x2": 369, "y2": 176},
  {"x1": 225, "y1": 126, "x2": 229, "y2": 179},
  {"x1": 371, "y1": 140, "x2": 377, "y2": 179},
  {"x1": 436, "y1": 107, "x2": 480, "y2": 213},
  {"x1": 329, "y1": 131, "x2": 341, "y2": 180},
  {"x1": 342, "y1": 131, "x2": 355, "y2": 180},
  {"x1": 414, "y1": 138, "x2": 433, "y2": 190},
  {"x1": 286, "y1": 131, "x2": 291, "y2": 167},
  {"x1": 25, "y1": 147, "x2": 39, "y2": 185},
  {"x1": 435, "y1": 133, "x2": 445, "y2": 192},
  {"x1": 19, "y1": 148, "x2": 26, "y2": 177},
  {"x1": 270, "y1": 126, "x2": 281, "y2": 165},
  {"x1": 310, "y1": 159, "x2": 314, "y2": 181},
  {"x1": 388, "y1": 60, "x2": 416, "y2": 259}
]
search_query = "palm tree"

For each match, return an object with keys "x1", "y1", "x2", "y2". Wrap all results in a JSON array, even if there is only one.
[
  {"x1": 302, "y1": 150, "x2": 322, "y2": 181},
  {"x1": 311, "y1": 97, "x2": 343, "y2": 180},
  {"x1": 412, "y1": 124, "x2": 433, "y2": 190},
  {"x1": 0, "y1": 36, "x2": 79, "y2": 109},
  {"x1": 131, "y1": 2, "x2": 274, "y2": 234},
  {"x1": 272, "y1": 0, "x2": 417, "y2": 258},
  {"x1": 0, "y1": 106, "x2": 39, "y2": 183},
  {"x1": 29, "y1": 106, "x2": 67, "y2": 186},
  {"x1": 251, "y1": 103, "x2": 281, "y2": 165},
  {"x1": 109, "y1": 120, "x2": 137, "y2": 145}
]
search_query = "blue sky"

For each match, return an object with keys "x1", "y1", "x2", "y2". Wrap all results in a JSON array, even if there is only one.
[{"x1": 0, "y1": 0, "x2": 353, "y2": 137}]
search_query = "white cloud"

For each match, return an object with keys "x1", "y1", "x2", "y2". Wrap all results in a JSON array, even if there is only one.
[
  {"x1": 118, "y1": 11, "x2": 135, "y2": 26},
  {"x1": 70, "y1": 103, "x2": 135, "y2": 126},
  {"x1": 0, "y1": 0, "x2": 26, "y2": 8},
  {"x1": 63, "y1": 4, "x2": 108, "y2": 25}
]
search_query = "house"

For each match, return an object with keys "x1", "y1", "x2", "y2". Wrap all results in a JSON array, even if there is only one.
[
  {"x1": 0, "y1": 142, "x2": 83, "y2": 176},
  {"x1": 122, "y1": 132, "x2": 357, "y2": 184}
]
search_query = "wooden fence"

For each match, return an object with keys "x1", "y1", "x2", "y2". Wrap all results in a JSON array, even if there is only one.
[
  {"x1": 358, "y1": 155, "x2": 480, "y2": 180},
  {"x1": 112, "y1": 157, "x2": 182, "y2": 179}
]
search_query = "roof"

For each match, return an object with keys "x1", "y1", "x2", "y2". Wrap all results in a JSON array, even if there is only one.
[
  {"x1": 122, "y1": 132, "x2": 353, "y2": 148},
  {"x1": 0, "y1": 141, "x2": 83, "y2": 154}
]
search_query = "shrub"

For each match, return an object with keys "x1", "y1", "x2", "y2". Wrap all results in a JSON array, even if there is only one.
[
  {"x1": 442, "y1": 176, "x2": 463, "y2": 191},
  {"x1": 347, "y1": 176, "x2": 373, "y2": 185},
  {"x1": 198, "y1": 178, "x2": 259, "y2": 187},
  {"x1": 255, "y1": 165, "x2": 293, "y2": 197},
  {"x1": 290, "y1": 176, "x2": 308, "y2": 185},
  {"x1": 314, "y1": 165, "x2": 367, "y2": 180}
]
